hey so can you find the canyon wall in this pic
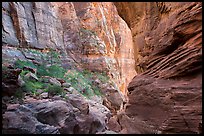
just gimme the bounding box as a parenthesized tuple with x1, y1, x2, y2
(2, 2, 136, 96)
(114, 2, 202, 134)
(2, 2, 202, 134)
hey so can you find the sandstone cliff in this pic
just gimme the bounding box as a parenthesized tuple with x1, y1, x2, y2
(2, 2, 136, 97)
(114, 2, 202, 134)
(2, 2, 136, 134)
(2, 2, 202, 134)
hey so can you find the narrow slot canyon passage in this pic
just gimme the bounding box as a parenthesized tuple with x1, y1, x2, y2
(2, 2, 202, 134)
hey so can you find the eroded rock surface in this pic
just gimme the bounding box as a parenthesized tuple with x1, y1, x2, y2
(2, 2, 202, 134)
(114, 2, 202, 134)
(3, 93, 111, 134)
(2, 2, 136, 96)
(127, 74, 202, 134)
(115, 2, 202, 77)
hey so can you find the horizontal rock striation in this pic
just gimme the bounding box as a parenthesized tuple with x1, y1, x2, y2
(115, 2, 202, 134)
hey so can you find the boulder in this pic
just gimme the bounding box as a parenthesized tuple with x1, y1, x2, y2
(52, 95, 63, 100)
(17, 75, 25, 87)
(39, 92, 48, 99)
(3, 103, 60, 134)
(89, 95, 103, 104)
(64, 87, 78, 94)
(87, 99, 111, 131)
(3, 96, 111, 134)
(2, 68, 22, 96)
(62, 82, 71, 88)
(106, 116, 121, 132)
(35, 100, 74, 127)
(2, 100, 7, 116)
(56, 78, 66, 84)
(36, 89, 44, 94)
(49, 78, 61, 86)
(100, 84, 125, 112)
(24, 72, 38, 81)
(67, 93, 89, 114)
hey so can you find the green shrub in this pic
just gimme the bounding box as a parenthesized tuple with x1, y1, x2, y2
(22, 80, 44, 93)
(2, 65, 7, 71)
(47, 65, 66, 78)
(37, 64, 66, 78)
(97, 72, 109, 84)
(46, 49, 61, 65)
(64, 69, 105, 98)
(13, 50, 110, 99)
(92, 85, 102, 96)
(14, 59, 37, 69)
(82, 69, 94, 79)
(82, 86, 94, 98)
(36, 64, 49, 77)
(46, 84, 64, 96)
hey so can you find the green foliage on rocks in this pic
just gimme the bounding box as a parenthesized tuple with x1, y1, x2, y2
(37, 64, 66, 78)
(64, 69, 107, 98)
(11, 48, 110, 99)
(21, 80, 44, 93)
(14, 59, 37, 69)
(45, 84, 65, 96)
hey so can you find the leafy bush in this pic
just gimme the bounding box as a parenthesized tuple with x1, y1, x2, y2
(2, 65, 7, 71)
(46, 49, 61, 65)
(36, 64, 66, 78)
(92, 85, 102, 96)
(36, 64, 49, 77)
(46, 84, 64, 96)
(97, 72, 109, 84)
(64, 70, 91, 97)
(14, 59, 37, 69)
(63, 69, 108, 98)
(47, 65, 66, 78)
(21, 80, 44, 93)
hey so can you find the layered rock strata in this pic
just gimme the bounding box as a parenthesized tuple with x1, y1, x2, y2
(114, 2, 202, 134)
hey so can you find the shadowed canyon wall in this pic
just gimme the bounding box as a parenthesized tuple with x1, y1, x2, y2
(114, 2, 202, 134)
(2, 2, 202, 134)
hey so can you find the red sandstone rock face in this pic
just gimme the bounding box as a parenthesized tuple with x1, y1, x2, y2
(3, 2, 201, 134)
(127, 74, 202, 134)
(72, 2, 136, 95)
(115, 2, 202, 134)
(2, 2, 136, 96)
(115, 2, 202, 76)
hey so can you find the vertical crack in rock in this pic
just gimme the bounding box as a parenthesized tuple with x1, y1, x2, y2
(9, 2, 25, 46)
